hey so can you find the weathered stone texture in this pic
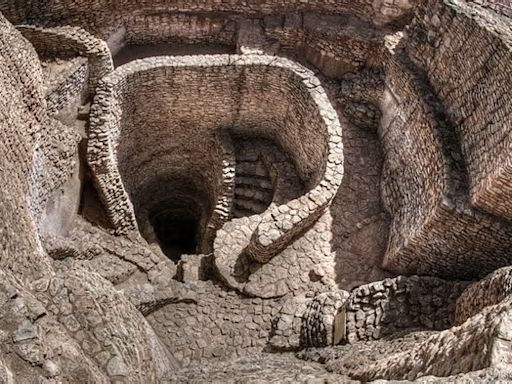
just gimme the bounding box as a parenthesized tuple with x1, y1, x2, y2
(342, 297, 512, 381)
(0, 13, 176, 383)
(380, 32, 512, 279)
(146, 281, 281, 367)
(0, 0, 512, 382)
(269, 291, 349, 351)
(0, 0, 416, 82)
(87, 54, 343, 298)
(345, 276, 468, 343)
(0, 13, 78, 281)
(405, 0, 512, 219)
(299, 278, 512, 381)
(455, 266, 512, 324)
(165, 353, 352, 383)
(18, 25, 114, 112)
(0, 0, 417, 36)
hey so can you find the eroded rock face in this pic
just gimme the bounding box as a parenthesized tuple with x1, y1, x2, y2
(1, 0, 512, 382)
(0, 13, 172, 383)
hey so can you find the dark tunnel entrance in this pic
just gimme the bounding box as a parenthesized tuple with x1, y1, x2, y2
(148, 205, 200, 262)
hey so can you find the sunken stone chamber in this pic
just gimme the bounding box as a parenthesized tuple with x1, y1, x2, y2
(88, 55, 337, 259)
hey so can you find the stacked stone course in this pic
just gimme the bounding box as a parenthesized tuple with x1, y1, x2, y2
(87, 54, 343, 299)
(345, 276, 469, 343)
(405, 0, 512, 221)
(18, 25, 113, 109)
(0, 14, 174, 382)
(1, 0, 512, 382)
(380, 30, 512, 279)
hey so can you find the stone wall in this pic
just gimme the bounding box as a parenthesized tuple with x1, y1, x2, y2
(87, 55, 343, 288)
(0, 0, 417, 81)
(299, 276, 512, 382)
(0, 13, 79, 281)
(379, 33, 512, 279)
(0, 0, 417, 37)
(269, 291, 349, 351)
(118, 12, 389, 79)
(405, 0, 512, 220)
(120, 12, 387, 78)
(342, 296, 512, 381)
(41, 59, 89, 115)
(124, 13, 237, 46)
(469, 0, 512, 17)
(301, 295, 512, 382)
(3, 0, 512, 381)
(345, 276, 468, 343)
(18, 25, 113, 100)
(0, 14, 174, 382)
(455, 266, 512, 324)
(146, 281, 282, 367)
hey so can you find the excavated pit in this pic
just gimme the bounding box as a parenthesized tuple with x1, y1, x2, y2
(3, 1, 512, 383)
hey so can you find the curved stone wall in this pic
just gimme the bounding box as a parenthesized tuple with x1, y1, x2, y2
(0, 0, 417, 36)
(87, 54, 343, 266)
(379, 33, 512, 279)
(0, 0, 417, 81)
(269, 291, 349, 351)
(17, 25, 113, 98)
(3, 1, 512, 381)
(405, 0, 512, 220)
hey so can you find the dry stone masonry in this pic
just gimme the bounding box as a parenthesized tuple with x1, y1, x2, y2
(0, 0, 512, 382)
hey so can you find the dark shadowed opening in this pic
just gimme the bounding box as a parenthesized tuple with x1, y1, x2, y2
(149, 207, 199, 262)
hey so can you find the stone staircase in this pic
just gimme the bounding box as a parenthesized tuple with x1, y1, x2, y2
(232, 154, 274, 218)
(231, 138, 304, 218)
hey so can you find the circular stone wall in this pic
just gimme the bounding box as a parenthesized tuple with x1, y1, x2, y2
(88, 54, 342, 262)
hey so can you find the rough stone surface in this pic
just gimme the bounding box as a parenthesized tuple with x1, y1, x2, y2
(269, 291, 349, 351)
(0, 0, 512, 382)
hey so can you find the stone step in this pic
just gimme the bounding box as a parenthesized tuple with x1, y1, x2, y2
(232, 207, 258, 219)
(236, 161, 269, 178)
(234, 187, 273, 203)
(235, 176, 274, 190)
(234, 198, 268, 214)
